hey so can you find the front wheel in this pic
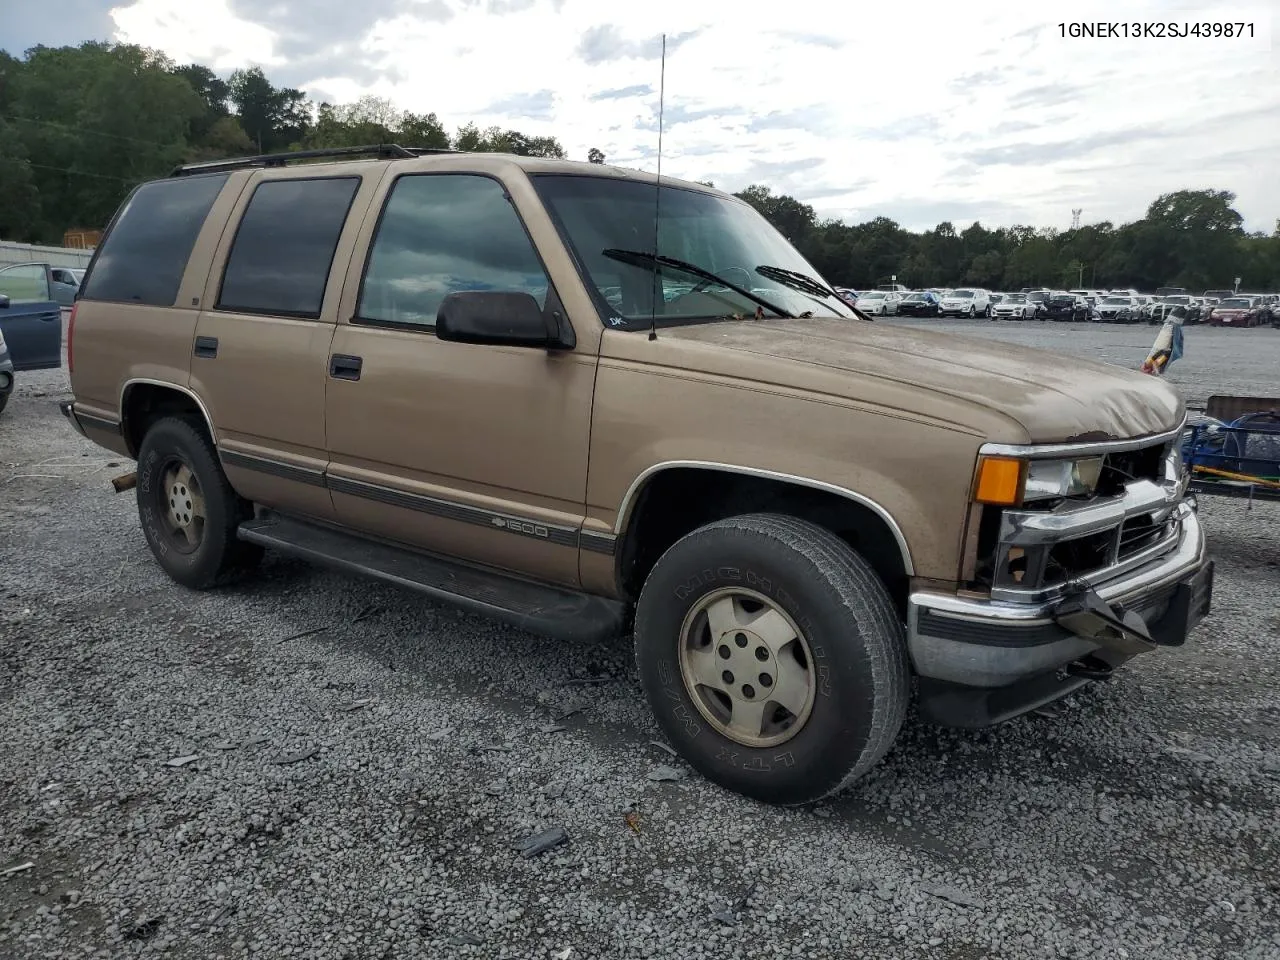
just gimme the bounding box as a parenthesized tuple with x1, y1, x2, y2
(136, 416, 262, 589)
(634, 513, 909, 805)
(0, 391, 8, 417)
(966, 305, 975, 318)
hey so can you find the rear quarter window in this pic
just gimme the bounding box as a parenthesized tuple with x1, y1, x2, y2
(81, 174, 230, 307)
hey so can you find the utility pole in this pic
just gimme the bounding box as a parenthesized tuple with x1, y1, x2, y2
(1078, 262, 1085, 287)
(1071, 208, 1082, 231)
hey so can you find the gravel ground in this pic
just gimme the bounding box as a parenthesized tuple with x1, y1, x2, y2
(2, 321, 1278, 960)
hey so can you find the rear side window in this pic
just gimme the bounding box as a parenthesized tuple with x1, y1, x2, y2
(217, 177, 360, 318)
(81, 174, 229, 306)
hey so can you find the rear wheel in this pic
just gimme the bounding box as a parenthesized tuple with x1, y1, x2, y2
(634, 513, 909, 805)
(0, 392, 8, 417)
(136, 416, 262, 589)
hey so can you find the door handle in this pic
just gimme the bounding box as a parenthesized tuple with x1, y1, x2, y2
(193, 336, 218, 359)
(329, 354, 363, 381)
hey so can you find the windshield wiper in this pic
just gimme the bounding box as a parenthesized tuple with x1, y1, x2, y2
(754, 265, 840, 299)
(754, 265, 873, 322)
(602, 249, 794, 319)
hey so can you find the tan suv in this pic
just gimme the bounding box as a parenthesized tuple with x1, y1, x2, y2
(61, 145, 1213, 805)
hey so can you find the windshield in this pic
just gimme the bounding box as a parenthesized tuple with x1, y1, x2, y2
(905, 293, 928, 301)
(1218, 298, 1251, 308)
(531, 175, 854, 329)
(859, 291, 887, 300)
(948, 290, 974, 298)
(1005, 294, 1027, 303)
(1101, 297, 1130, 305)
(1165, 295, 1190, 305)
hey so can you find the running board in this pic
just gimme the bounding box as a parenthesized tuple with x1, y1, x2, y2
(237, 514, 626, 643)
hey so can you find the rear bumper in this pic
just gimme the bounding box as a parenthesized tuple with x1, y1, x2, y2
(60, 399, 87, 437)
(907, 503, 1211, 726)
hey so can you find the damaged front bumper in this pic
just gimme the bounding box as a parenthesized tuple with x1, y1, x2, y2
(907, 500, 1212, 727)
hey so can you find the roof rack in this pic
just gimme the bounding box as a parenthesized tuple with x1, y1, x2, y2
(169, 143, 458, 177)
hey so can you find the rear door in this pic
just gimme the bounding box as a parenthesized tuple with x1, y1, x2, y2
(0, 263, 62, 370)
(190, 168, 383, 522)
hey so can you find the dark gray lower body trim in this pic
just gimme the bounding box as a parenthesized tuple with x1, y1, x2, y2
(76, 411, 121, 435)
(579, 530, 619, 555)
(222, 448, 615, 554)
(220, 449, 326, 487)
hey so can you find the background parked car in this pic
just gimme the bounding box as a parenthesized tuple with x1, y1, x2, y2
(1207, 297, 1264, 327)
(894, 291, 942, 317)
(0, 262, 64, 414)
(1042, 291, 1086, 321)
(49, 266, 82, 307)
(990, 292, 1038, 319)
(938, 288, 990, 317)
(854, 290, 899, 315)
(1093, 295, 1143, 323)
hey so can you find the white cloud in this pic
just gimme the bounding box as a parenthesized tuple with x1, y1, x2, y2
(108, 0, 1278, 231)
(109, 0, 284, 69)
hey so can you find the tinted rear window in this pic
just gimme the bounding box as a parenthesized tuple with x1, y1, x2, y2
(81, 174, 229, 306)
(218, 177, 360, 318)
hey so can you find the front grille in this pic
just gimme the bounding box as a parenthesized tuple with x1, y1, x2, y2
(1117, 513, 1173, 559)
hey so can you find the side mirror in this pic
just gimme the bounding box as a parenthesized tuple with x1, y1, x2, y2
(436, 291, 571, 349)
(0, 294, 9, 309)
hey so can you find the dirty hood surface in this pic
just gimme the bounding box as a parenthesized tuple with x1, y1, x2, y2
(662, 318, 1183, 444)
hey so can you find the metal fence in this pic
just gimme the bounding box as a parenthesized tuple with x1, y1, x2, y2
(0, 240, 95, 269)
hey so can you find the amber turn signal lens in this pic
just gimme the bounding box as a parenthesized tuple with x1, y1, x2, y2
(974, 456, 1025, 506)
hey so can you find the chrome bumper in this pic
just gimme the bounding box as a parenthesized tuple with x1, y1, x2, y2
(908, 501, 1208, 688)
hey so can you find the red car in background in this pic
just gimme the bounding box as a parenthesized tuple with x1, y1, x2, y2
(1206, 297, 1265, 327)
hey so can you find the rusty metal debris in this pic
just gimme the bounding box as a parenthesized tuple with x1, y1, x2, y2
(110, 471, 137, 493)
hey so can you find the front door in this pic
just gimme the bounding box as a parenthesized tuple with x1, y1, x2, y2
(0, 263, 62, 370)
(191, 171, 381, 521)
(324, 171, 596, 587)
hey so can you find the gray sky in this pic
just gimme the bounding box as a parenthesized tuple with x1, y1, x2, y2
(4, 0, 1277, 232)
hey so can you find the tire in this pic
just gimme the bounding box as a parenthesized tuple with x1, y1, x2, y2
(966, 305, 975, 318)
(0, 391, 8, 417)
(136, 416, 262, 589)
(634, 513, 909, 805)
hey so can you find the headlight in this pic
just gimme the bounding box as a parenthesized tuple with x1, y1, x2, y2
(973, 455, 1103, 506)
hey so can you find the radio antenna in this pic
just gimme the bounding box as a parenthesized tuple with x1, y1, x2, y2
(648, 33, 666, 342)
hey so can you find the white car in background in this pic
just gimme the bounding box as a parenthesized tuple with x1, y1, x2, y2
(938, 288, 990, 317)
(990, 292, 1037, 320)
(854, 290, 899, 316)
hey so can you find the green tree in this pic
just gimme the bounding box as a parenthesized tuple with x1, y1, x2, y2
(6, 42, 203, 241)
(228, 66, 310, 152)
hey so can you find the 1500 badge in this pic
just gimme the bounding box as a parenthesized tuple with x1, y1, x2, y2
(490, 515, 550, 539)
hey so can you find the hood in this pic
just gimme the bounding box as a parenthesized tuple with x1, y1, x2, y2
(659, 317, 1182, 444)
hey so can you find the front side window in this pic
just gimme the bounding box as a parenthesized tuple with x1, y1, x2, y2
(357, 174, 550, 329)
(532, 175, 854, 330)
(81, 174, 229, 307)
(218, 176, 360, 318)
(0, 263, 52, 303)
